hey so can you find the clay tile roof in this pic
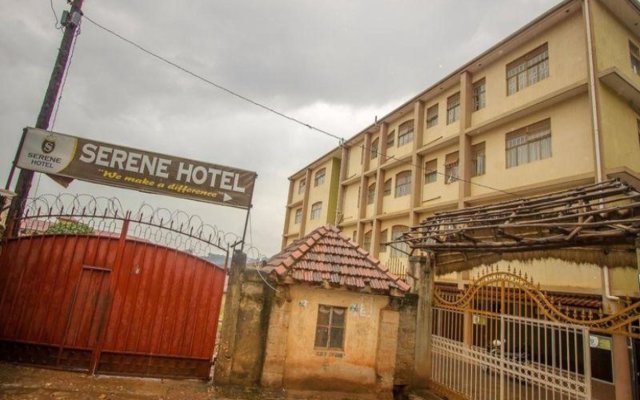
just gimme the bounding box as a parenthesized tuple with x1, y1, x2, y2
(265, 225, 409, 296)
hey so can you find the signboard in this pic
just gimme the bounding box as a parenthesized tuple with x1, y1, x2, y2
(589, 334, 612, 351)
(16, 127, 257, 209)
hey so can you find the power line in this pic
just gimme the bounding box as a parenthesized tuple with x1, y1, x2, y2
(49, 0, 63, 30)
(81, 12, 520, 199)
(81, 14, 343, 143)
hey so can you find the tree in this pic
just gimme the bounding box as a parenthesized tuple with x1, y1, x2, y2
(45, 219, 94, 235)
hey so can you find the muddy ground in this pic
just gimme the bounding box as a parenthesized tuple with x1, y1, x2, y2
(0, 362, 439, 400)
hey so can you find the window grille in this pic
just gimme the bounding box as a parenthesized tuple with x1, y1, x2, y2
(506, 119, 552, 168)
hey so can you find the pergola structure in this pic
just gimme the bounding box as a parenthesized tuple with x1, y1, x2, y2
(399, 179, 640, 273)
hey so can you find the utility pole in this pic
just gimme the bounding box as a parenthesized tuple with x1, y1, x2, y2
(8, 0, 85, 227)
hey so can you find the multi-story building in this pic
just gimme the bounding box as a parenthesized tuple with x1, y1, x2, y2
(282, 0, 640, 285)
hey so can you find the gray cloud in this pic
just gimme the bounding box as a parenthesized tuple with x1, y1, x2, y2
(0, 0, 560, 256)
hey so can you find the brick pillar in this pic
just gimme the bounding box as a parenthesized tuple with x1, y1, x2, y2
(458, 71, 473, 208)
(413, 254, 434, 387)
(394, 294, 418, 387)
(214, 251, 272, 387)
(261, 287, 292, 388)
(613, 334, 633, 400)
(376, 308, 401, 391)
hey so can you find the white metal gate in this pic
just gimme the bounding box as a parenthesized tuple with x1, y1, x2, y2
(431, 309, 591, 400)
(429, 268, 595, 400)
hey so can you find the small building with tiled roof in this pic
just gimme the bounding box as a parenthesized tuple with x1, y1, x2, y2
(260, 225, 409, 395)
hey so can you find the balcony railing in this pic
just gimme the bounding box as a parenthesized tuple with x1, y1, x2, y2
(386, 256, 408, 281)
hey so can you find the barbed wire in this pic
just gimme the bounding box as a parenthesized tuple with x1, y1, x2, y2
(18, 193, 269, 260)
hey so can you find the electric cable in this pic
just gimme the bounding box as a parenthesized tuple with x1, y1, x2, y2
(82, 14, 343, 143)
(49, 0, 63, 30)
(81, 12, 521, 199)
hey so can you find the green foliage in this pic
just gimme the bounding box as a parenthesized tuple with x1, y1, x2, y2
(45, 220, 94, 235)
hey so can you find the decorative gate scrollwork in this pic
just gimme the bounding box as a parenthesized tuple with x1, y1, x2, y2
(434, 266, 640, 339)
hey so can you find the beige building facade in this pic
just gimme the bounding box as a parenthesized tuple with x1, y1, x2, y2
(282, 0, 640, 298)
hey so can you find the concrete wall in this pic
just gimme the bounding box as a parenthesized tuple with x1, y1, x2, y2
(214, 252, 272, 386)
(393, 294, 418, 388)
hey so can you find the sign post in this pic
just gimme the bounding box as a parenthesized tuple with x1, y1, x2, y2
(15, 127, 257, 209)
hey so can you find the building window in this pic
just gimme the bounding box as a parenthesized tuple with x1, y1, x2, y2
(314, 305, 346, 350)
(444, 152, 459, 184)
(387, 130, 395, 148)
(631, 41, 640, 75)
(507, 43, 549, 95)
(379, 229, 388, 253)
(447, 93, 460, 124)
(390, 225, 409, 258)
(314, 168, 326, 187)
(471, 142, 486, 177)
(363, 231, 372, 251)
(424, 159, 437, 184)
(370, 138, 379, 160)
(294, 208, 302, 224)
(367, 183, 376, 205)
(383, 179, 392, 196)
(398, 120, 414, 146)
(395, 171, 411, 197)
(310, 202, 322, 220)
(426, 104, 439, 128)
(298, 178, 306, 194)
(472, 79, 486, 111)
(506, 119, 552, 168)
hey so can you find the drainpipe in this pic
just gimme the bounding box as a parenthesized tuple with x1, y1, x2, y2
(584, 0, 604, 183)
(603, 266, 620, 300)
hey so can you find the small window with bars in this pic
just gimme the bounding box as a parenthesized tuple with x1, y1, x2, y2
(390, 225, 409, 258)
(387, 130, 395, 148)
(507, 43, 549, 95)
(298, 178, 306, 194)
(314, 305, 346, 350)
(370, 138, 379, 160)
(383, 179, 392, 196)
(630, 41, 640, 75)
(447, 93, 460, 124)
(395, 171, 412, 197)
(444, 152, 459, 184)
(314, 168, 326, 187)
(506, 119, 552, 168)
(294, 208, 302, 224)
(310, 201, 322, 220)
(363, 231, 372, 252)
(424, 159, 437, 184)
(471, 142, 486, 177)
(379, 229, 388, 253)
(472, 79, 486, 111)
(426, 104, 439, 128)
(398, 120, 415, 146)
(367, 183, 376, 205)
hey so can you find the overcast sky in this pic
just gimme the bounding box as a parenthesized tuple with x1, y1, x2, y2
(0, 0, 560, 257)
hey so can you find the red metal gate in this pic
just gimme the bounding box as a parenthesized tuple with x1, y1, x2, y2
(0, 196, 227, 379)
